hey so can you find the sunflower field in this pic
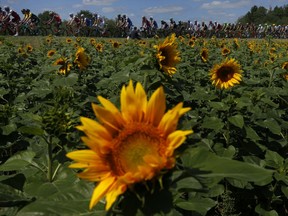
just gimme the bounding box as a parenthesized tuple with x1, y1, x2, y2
(0, 34, 288, 216)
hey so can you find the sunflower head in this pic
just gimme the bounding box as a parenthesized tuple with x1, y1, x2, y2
(154, 33, 181, 76)
(66, 38, 72, 44)
(66, 80, 192, 210)
(210, 58, 243, 89)
(18, 47, 25, 54)
(53, 57, 72, 75)
(200, 47, 208, 62)
(74, 47, 91, 70)
(90, 38, 96, 45)
(26, 44, 33, 52)
(112, 41, 121, 48)
(221, 47, 230, 56)
(233, 38, 240, 49)
(282, 62, 288, 70)
(46, 37, 52, 44)
(188, 39, 195, 47)
(47, 49, 56, 58)
(95, 43, 103, 52)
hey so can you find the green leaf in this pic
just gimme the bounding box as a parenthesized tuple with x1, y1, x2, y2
(245, 126, 261, 141)
(0, 151, 36, 171)
(265, 150, 284, 169)
(176, 198, 216, 215)
(175, 177, 203, 191)
(228, 114, 244, 128)
(18, 126, 44, 136)
(1, 123, 17, 135)
(202, 117, 224, 131)
(262, 118, 281, 135)
(53, 73, 78, 87)
(255, 204, 279, 216)
(208, 102, 229, 111)
(181, 147, 274, 186)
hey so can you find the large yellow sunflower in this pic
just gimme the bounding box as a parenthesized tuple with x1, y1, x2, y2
(154, 33, 181, 76)
(47, 49, 56, 58)
(210, 58, 243, 89)
(66, 80, 192, 210)
(74, 47, 91, 70)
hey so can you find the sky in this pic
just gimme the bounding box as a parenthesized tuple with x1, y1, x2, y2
(1, 0, 287, 27)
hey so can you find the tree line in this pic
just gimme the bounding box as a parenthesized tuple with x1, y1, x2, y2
(237, 4, 288, 25)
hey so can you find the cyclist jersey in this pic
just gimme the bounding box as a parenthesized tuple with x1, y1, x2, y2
(85, 18, 92, 27)
(54, 14, 61, 22)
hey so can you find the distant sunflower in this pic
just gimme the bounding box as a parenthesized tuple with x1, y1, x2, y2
(54, 57, 72, 75)
(90, 38, 96, 45)
(76, 37, 81, 42)
(154, 33, 181, 76)
(18, 47, 25, 54)
(74, 47, 91, 70)
(269, 47, 276, 55)
(221, 47, 230, 56)
(233, 38, 240, 49)
(46, 37, 52, 44)
(188, 39, 195, 47)
(66, 38, 72, 43)
(210, 58, 243, 89)
(66, 80, 192, 210)
(112, 41, 121, 48)
(282, 62, 288, 70)
(26, 44, 33, 53)
(200, 47, 208, 62)
(47, 49, 56, 58)
(283, 73, 288, 81)
(95, 43, 103, 52)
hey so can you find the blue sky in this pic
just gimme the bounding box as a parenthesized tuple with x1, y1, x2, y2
(2, 0, 287, 27)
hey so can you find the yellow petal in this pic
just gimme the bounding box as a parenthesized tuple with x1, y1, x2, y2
(145, 86, 166, 126)
(105, 183, 127, 210)
(166, 130, 193, 156)
(77, 117, 112, 141)
(89, 176, 116, 209)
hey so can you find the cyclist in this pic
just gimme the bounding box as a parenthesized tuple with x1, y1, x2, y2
(67, 13, 81, 34)
(46, 11, 62, 32)
(3, 6, 21, 36)
(25, 9, 40, 30)
(0, 7, 7, 21)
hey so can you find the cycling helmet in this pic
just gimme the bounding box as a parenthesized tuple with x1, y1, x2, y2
(49, 11, 53, 15)
(81, 14, 84, 17)
(26, 9, 30, 12)
(4, 6, 10, 12)
(69, 13, 73, 17)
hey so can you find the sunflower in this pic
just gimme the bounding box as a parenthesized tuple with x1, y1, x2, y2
(18, 47, 25, 54)
(95, 43, 103, 52)
(47, 49, 56, 58)
(74, 47, 91, 70)
(221, 47, 230, 56)
(66, 38, 72, 43)
(154, 33, 181, 76)
(233, 38, 240, 49)
(26, 44, 33, 52)
(66, 80, 192, 210)
(46, 37, 52, 44)
(282, 62, 288, 70)
(112, 41, 121, 48)
(188, 39, 195, 48)
(53, 57, 72, 75)
(76, 37, 81, 42)
(283, 73, 288, 81)
(200, 47, 208, 62)
(90, 38, 96, 45)
(210, 58, 243, 89)
(269, 47, 276, 55)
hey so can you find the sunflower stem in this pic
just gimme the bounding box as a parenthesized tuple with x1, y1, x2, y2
(47, 135, 53, 182)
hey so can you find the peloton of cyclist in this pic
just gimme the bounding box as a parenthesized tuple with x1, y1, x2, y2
(2, 6, 21, 36)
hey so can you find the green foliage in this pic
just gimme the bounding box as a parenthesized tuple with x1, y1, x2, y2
(237, 4, 288, 25)
(0, 36, 287, 216)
